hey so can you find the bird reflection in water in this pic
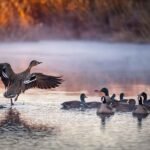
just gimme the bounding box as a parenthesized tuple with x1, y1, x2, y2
(97, 114, 114, 129)
(133, 113, 149, 129)
(0, 108, 55, 134)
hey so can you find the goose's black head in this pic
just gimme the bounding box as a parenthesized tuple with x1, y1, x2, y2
(100, 88, 109, 96)
(29, 60, 42, 67)
(120, 93, 124, 100)
(140, 92, 147, 101)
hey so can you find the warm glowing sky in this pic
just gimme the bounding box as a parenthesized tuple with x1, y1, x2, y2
(0, 41, 150, 97)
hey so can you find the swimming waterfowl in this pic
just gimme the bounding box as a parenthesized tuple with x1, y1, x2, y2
(0, 60, 63, 105)
(138, 92, 150, 111)
(140, 92, 150, 105)
(97, 96, 114, 115)
(115, 102, 135, 112)
(61, 93, 101, 109)
(133, 96, 148, 115)
(95, 87, 114, 104)
(111, 93, 136, 112)
(119, 93, 128, 103)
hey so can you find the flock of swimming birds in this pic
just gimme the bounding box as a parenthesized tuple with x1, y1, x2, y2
(62, 89, 150, 116)
(0, 60, 150, 117)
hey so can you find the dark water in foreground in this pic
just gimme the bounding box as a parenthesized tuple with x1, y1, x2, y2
(0, 93, 150, 150)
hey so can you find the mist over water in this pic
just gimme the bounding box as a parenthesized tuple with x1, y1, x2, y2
(0, 41, 150, 96)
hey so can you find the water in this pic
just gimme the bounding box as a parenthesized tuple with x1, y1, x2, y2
(0, 94, 149, 150)
(0, 41, 150, 150)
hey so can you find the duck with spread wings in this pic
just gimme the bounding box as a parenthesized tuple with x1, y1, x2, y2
(0, 60, 63, 106)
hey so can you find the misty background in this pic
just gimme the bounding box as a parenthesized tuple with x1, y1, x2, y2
(0, 41, 150, 96)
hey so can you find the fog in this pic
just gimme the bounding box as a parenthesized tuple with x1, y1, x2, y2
(0, 41, 150, 96)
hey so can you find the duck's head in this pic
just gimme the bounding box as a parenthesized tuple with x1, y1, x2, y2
(140, 92, 147, 101)
(29, 60, 42, 68)
(80, 93, 87, 101)
(120, 93, 124, 100)
(138, 95, 143, 105)
(101, 96, 107, 104)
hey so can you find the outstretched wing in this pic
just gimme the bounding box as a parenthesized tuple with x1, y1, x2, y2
(0, 63, 11, 88)
(23, 73, 63, 91)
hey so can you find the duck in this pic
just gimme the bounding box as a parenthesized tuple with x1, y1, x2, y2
(97, 96, 114, 115)
(61, 93, 101, 109)
(133, 96, 148, 115)
(0, 60, 63, 105)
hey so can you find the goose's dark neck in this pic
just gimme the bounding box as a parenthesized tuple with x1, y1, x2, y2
(80, 97, 85, 102)
(139, 100, 143, 105)
(120, 95, 123, 101)
(105, 92, 109, 96)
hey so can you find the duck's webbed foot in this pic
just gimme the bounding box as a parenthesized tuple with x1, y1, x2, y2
(10, 99, 14, 106)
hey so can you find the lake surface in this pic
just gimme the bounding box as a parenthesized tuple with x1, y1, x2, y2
(0, 94, 150, 150)
(0, 41, 150, 150)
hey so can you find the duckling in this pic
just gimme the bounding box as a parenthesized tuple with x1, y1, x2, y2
(61, 93, 101, 109)
(133, 96, 148, 115)
(97, 96, 114, 114)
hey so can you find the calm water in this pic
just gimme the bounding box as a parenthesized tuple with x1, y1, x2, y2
(0, 93, 150, 150)
(0, 41, 150, 150)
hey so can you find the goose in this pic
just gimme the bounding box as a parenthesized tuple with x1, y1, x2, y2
(0, 60, 63, 105)
(114, 93, 136, 112)
(61, 93, 101, 109)
(140, 92, 150, 105)
(97, 96, 114, 115)
(133, 96, 148, 115)
(128, 97, 136, 106)
(95, 87, 114, 105)
(119, 93, 128, 103)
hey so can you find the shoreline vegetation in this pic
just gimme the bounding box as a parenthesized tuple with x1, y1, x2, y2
(0, 0, 150, 42)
